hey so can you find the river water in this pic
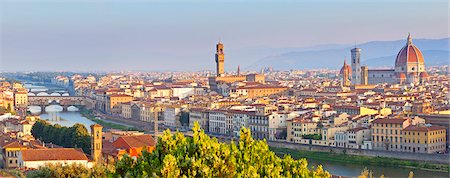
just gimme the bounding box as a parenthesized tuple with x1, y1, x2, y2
(23, 81, 449, 178)
(307, 159, 448, 178)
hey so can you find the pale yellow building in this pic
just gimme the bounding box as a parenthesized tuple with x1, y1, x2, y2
(2, 141, 27, 169)
(106, 94, 134, 114)
(403, 125, 446, 153)
(372, 118, 411, 151)
(287, 118, 319, 143)
(234, 85, 287, 98)
(13, 89, 28, 108)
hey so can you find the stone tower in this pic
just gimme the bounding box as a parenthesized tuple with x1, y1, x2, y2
(361, 66, 369, 85)
(215, 41, 225, 76)
(90, 124, 103, 162)
(351, 48, 361, 85)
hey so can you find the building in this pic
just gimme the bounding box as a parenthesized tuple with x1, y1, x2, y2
(347, 127, 371, 149)
(120, 102, 132, 119)
(232, 85, 287, 98)
(340, 60, 352, 87)
(140, 104, 162, 123)
(371, 118, 411, 151)
(208, 42, 265, 93)
(351, 48, 362, 85)
(345, 34, 429, 85)
(1, 141, 27, 169)
(402, 124, 446, 153)
(208, 110, 228, 135)
(18, 148, 90, 169)
(287, 118, 319, 143)
(334, 105, 378, 116)
(13, 89, 28, 108)
(189, 108, 209, 132)
(361, 66, 369, 85)
(229, 110, 253, 137)
(163, 106, 181, 128)
(249, 113, 270, 140)
(102, 134, 156, 160)
(106, 94, 133, 114)
(91, 124, 103, 162)
(215, 41, 225, 76)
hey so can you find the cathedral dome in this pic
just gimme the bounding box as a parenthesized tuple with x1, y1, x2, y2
(340, 60, 352, 76)
(395, 33, 424, 67)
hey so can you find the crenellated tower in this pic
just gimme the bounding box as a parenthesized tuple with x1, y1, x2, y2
(215, 42, 225, 76)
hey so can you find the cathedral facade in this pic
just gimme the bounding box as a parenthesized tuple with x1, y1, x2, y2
(341, 33, 429, 85)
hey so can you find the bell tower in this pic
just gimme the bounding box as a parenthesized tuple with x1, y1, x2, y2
(215, 41, 225, 76)
(90, 124, 103, 162)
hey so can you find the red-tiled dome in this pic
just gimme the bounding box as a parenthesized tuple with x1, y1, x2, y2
(340, 60, 352, 75)
(395, 34, 424, 66)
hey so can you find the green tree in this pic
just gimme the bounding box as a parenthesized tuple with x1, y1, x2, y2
(111, 122, 331, 178)
(31, 120, 91, 153)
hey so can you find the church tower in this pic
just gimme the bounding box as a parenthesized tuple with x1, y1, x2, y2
(351, 48, 361, 85)
(215, 41, 225, 76)
(90, 124, 103, 162)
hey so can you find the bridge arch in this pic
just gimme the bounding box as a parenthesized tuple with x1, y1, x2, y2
(37, 92, 49, 96)
(67, 106, 80, 111)
(45, 105, 63, 112)
(50, 93, 61, 96)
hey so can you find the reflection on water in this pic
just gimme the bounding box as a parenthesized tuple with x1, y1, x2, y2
(39, 112, 97, 132)
(307, 158, 448, 178)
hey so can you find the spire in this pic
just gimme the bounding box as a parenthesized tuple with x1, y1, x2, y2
(407, 32, 412, 45)
(237, 65, 240, 76)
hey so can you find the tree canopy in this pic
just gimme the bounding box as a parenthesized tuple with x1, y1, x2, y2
(111, 123, 331, 178)
(31, 120, 91, 153)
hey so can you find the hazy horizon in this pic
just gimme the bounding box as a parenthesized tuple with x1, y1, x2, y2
(1, 0, 448, 72)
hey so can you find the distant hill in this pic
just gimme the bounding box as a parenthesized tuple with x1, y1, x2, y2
(247, 38, 449, 70)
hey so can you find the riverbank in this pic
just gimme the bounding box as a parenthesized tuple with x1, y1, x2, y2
(79, 108, 142, 131)
(271, 147, 450, 173)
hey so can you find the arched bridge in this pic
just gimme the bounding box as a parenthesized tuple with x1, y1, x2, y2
(28, 96, 85, 111)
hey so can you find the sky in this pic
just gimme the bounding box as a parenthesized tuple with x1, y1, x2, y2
(0, 0, 448, 72)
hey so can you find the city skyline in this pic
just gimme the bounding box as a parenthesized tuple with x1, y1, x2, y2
(1, 0, 448, 72)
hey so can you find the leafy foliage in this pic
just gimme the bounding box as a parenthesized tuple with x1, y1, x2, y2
(26, 163, 113, 178)
(111, 122, 331, 178)
(31, 120, 91, 153)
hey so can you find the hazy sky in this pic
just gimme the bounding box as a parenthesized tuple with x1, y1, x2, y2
(0, 0, 448, 72)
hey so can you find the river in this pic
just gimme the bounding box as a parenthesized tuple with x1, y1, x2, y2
(307, 159, 448, 178)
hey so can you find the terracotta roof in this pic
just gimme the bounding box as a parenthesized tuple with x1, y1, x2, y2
(2, 141, 27, 149)
(109, 94, 132, 97)
(21, 148, 88, 161)
(112, 134, 155, 149)
(373, 118, 407, 124)
(395, 34, 424, 66)
(404, 125, 446, 132)
(347, 127, 368, 132)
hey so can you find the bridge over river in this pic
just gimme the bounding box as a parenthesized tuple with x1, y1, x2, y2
(28, 96, 86, 112)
